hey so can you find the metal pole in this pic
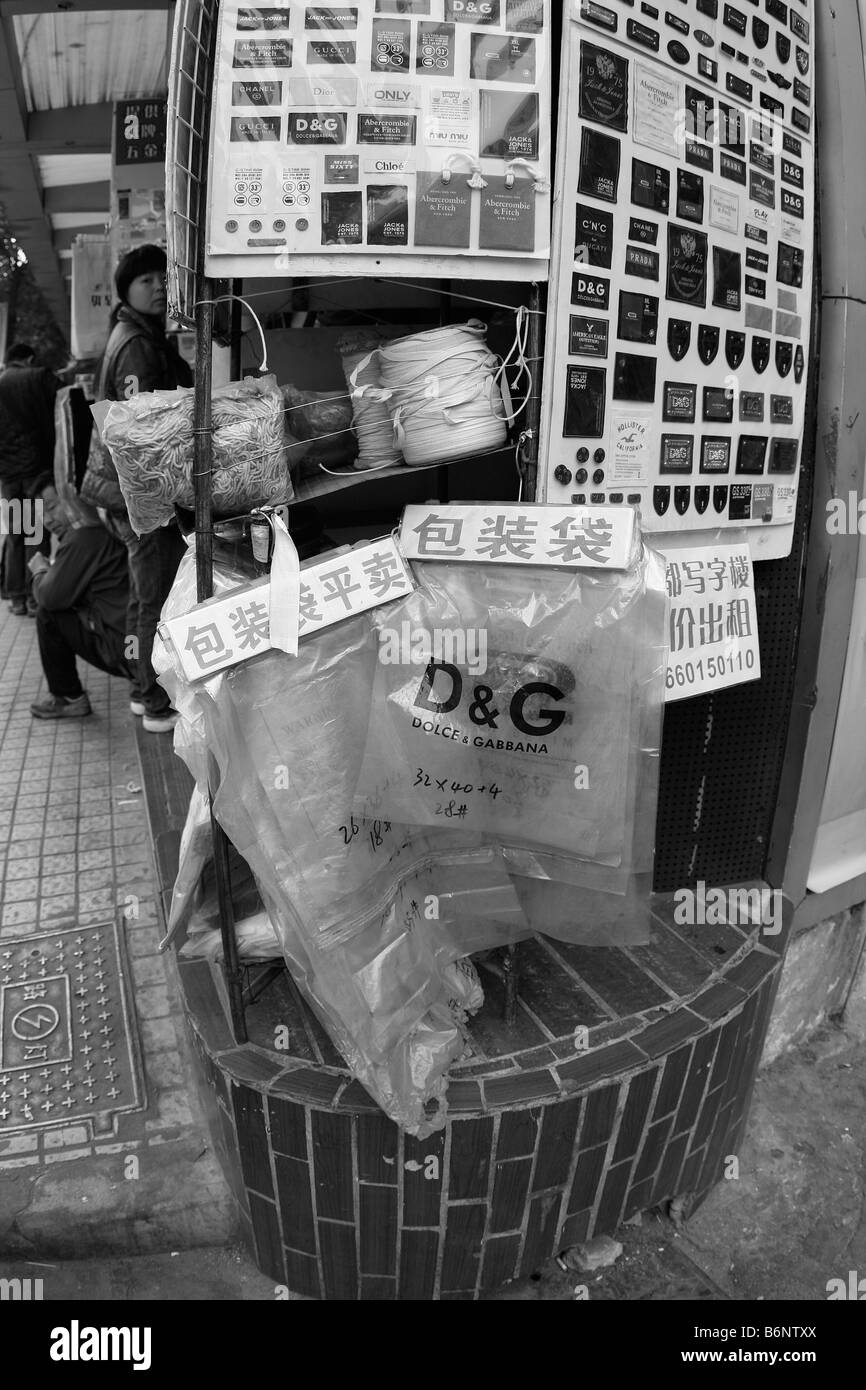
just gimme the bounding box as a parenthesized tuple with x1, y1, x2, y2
(230, 277, 243, 380)
(522, 281, 543, 502)
(193, 277, 247, 1043)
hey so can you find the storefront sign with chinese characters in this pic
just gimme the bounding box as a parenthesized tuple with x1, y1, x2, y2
(160, 536, 414, 682)
(660, 542, 760, 701)
(399, 503, 636, 569)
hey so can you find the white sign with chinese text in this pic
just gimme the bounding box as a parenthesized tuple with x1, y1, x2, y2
(399, 504, 636, 571)
(161, 536, 414, 683)
(661, 543, 761, 702)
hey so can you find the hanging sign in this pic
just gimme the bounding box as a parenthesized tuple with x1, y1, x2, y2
(399, 503, 636, 569)
(661, 541, 761, 701)
(205, 0, 551, 275)
(70, 237, 114, 360)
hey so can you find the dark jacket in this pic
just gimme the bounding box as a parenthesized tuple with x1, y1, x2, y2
(0, 361, 59, 485)
(81, 306, 193, 519)
(32, 523, 130, 663)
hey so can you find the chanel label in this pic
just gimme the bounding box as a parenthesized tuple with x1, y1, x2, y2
(663, 382, 697, 423)
(231, 80, 283, 105)
(628, 217, 658, 244)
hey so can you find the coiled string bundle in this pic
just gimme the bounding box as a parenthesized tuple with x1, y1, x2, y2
(376, 320, 509, 467)
(342, 347, 404, 471)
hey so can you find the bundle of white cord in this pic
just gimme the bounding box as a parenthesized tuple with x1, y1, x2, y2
(342, 348, 404, 471)
(377, 320, 509, 467)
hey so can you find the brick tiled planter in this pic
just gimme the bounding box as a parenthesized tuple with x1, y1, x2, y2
(174, 904, 784, 1300)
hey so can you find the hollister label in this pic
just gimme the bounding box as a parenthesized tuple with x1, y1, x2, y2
(569, 315, 609, 357)
(571, 272, 610, 311)
(739, 391, 764, 422)
(357, 112, 416, 143)
(625, 245, 660, 280)
(563, 366, 607, 437)
(632, 159, 670, 213)
(233, 37, 293, 65)
(660, 435, 694, 473)
(445, 0, 500, 22)
(471, 32, 536, 83)
(667, 225, 708, 307)
(663, 382, 697, 423)
(229, 115, 280, 141)
(701, 437, 731, 473)
(414, 171, 471, 247)
(578, 127, 621, 202)
(720, 152, 747, 185)
(416, 21, 455, 75)
(477, 176, 536, 252)
(237, 10, 291, 29)
(575, 203, 614, 268)
(306, 7, 359, 28)
(579, 43, 629, 132)
(321, 189, 362, 243)
(231, 80, 282, 105)
(307, 39, 356, 63)
(287, 112, 347, 143)
(372, 18, 411, 73)
(324, 154, 360, 183)
(629, 217, 657, 245)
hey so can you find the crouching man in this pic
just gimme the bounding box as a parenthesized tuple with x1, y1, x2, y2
(27, 476, 134, 719)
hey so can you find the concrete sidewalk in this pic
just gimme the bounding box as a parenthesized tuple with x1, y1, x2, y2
(0, 602, 236, 1259)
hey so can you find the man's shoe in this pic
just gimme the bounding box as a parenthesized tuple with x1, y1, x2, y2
(142, 710, 179, 734)
(9, 599, 27, 616)
(130, 700, 146, 716)
(31, 693, 92, 720)
(26, 598, 38, 618)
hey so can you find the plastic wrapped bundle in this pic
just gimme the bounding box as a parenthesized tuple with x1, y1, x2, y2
(96, 373, 293, 534)
(154, 548, 528, 1135)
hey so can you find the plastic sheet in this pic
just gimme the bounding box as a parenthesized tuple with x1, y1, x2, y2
(155, 548, 527, 1135)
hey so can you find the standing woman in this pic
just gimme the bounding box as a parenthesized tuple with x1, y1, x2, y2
(82, 244, 192, 732)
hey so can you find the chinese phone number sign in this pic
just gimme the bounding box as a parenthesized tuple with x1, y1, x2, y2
(161, 535, 413, 682)
(399, 503, 636, 569)
(661, 543, 761, 702)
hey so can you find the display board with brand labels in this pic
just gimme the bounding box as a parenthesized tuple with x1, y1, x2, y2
(539, 0, 815, 557)
(206, 0, 552, 280)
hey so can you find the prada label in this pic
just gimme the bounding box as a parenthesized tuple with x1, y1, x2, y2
(720, 152, 747, 185)
(625, 244, 660, 280)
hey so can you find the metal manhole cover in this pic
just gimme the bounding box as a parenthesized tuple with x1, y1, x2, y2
(0, 922, 144, 1135)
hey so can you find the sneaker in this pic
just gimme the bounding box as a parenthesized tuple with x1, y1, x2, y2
(9, 599, 27, 616)
(142, 710, 179, 734)
(31, 693, 92, 720)
(129, 700, 146, 716)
